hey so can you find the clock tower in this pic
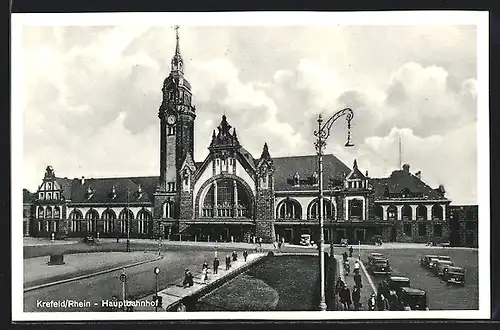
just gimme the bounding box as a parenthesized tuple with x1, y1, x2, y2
(158, 26, 196, 191)
(154, 26, 196, 235)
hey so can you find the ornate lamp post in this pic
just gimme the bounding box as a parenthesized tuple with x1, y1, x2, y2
(126, 186, 131, 252)
(313, 108, 354, 311)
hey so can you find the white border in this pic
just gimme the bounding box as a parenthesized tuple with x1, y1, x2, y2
(11, 11, 490, 321)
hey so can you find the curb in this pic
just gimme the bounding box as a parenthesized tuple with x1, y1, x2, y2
(24, 254, 164, 292)
(165, 253, 267, 311)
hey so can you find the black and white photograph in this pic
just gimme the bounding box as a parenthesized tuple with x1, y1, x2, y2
(11, 11, 490, 321)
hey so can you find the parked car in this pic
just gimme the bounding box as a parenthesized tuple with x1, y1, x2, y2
(367, 252, 385, 264)
(420, 255, 451, 268)
(399, 287, 428, 310)
(300, 234, 311, 246)
(368, 258, 392, 275)
(443, 266, 465, 285)
(83, 236, 96, 245)
(433, 260, 454, 276)
(380, 276, 411, 297)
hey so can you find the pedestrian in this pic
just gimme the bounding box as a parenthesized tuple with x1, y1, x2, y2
(353, 272, 363, 289)
(352, 285, 361, 311)
(183, 269, 194, 288)
(213, 257, 219, 274)
(377, 293, 389, 311)
(340, 285, 352, 310)
(225, 255, 231, 270)
(404, 305, 411, 311)
(388, 290, 399, 311)
(232, 251, 238, 261)
(335, 277, 345, 297)
(273, 240, 277, 249)
(349, 246, 353, 258)
(202, 267, 209, 284)
(258, 237, 263, 251)
(277, 240, 282, 252)
(202, 261, 208, 271)
(368, 293, 377, 311)
(243, 250, 248, 262)
(343, 251, 348, 263)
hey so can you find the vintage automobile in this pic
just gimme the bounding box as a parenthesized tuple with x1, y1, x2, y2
(420, 255, 451, 269)
(300, 234, 311, 246)
(367, 252, 385, 264)
(443, 266, 465, 285)
(368, 258, 392, 275)
(340, 238, 349, 247)
(433, 260, 454, 276)
(379, 276, 411, 297)
(399, 287, 428, 310)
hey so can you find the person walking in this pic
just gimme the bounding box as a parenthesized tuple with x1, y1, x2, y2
(202, 261, 208, 271)
(388, 290, 399, 311)
(232, 251, 238, 261)
(243, 250, 248, 262)
(277, 240, 282, 252)
(342, 251, 348, 263)
(258, 237, 263, 251)
(183, 269, 194, 288)
(213, 257, 219, 274)
(202, 267, 209, 284)
(340, 285, 352, 310)
(225, 255, 231, 270)
(349, 246, 353, 258)
(352, 285, 361, 311)
(335, 277, 345, 298)
(377, 293, 389, 311)
(353, 272, 363, 289)
(367, 293, 377, 311)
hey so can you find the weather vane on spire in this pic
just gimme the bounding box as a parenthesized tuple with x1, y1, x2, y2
(174, 25, 180, 39)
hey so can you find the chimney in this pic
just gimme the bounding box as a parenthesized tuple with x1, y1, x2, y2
(365, 170, 369, 177)
(81, 176, 85, 185)
(415, 171, 421, 180)
(402, 164, 410, 172)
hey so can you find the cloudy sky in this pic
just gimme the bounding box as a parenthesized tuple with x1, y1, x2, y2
(20, 23, 479, 204)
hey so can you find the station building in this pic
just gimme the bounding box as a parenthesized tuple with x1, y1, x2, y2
(23, 31, 455, 245)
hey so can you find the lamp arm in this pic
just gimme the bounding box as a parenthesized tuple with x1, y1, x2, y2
(314, 108, 354, 141)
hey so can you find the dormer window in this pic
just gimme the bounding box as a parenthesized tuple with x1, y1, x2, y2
(293, 172, 300, 187)
(86, 186, 94, 200)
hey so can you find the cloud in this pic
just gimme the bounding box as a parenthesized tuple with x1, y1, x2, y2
(20, 25, 478, 205)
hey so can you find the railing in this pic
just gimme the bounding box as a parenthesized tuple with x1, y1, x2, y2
(201, 205, 248, 218)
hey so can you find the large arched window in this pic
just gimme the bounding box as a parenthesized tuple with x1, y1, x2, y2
(54, 206, 61, 219)
(45, 206, 53, 219)
(387, 205, 397, 221)
(137, 209, 152, 234)
(118, 209, 134, 233)
(37, 206, 44, 219)
(163, 201, 175, 218)
(308, 199, 335, 220)
(69, 209, 83, 232)
(86, 209, 99, 232)
(432, 204, 443, 220)
(402, 205, 412, 220)
(349, 199, 363, 220)
(276, 198, 302, 220)
(417, 205, 427, 220)
(202, 179, 252, 218)
(102, 209, 116, 233)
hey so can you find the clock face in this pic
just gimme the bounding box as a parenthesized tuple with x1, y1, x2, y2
(167, 114, 176, 125)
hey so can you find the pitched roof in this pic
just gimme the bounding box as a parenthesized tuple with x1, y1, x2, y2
(370, 169, 447, 200)
(55, 177, 74, 200)
(273, 154, 351, 191)
(69, 176, 159, 204)
(23, 189, 35, 204)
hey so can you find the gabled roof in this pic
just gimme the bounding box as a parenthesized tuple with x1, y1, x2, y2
(23, 189, 35, 204)
(55, 177, 74, 200)
(273, 154, 351, 191)
(69, 176, 159, 204)
(370, 169, 447, 200)
(345, 159, 366, 180)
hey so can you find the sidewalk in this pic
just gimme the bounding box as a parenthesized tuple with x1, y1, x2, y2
(134, 252, 265, 311)
(23, 237, 79, 246)
(24, 251, 159, 289)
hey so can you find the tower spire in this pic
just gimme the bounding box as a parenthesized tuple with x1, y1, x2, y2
(171, 25, 184, 74)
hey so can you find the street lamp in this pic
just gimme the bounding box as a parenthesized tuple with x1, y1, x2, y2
(126, 186, 131, 252)
(313, 108, 354, 311)
(154, 266, 160, 312)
